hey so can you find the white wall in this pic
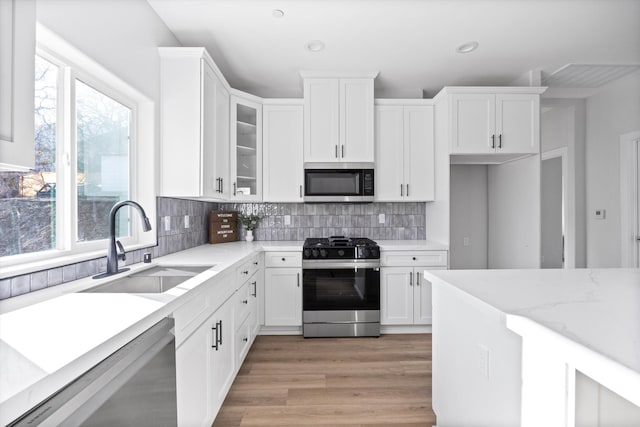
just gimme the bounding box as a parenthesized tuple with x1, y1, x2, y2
(426, 96, 451, 245)
(36, 0, 180, 102)
(585, 71, 640, 267)
(450, 165, 488, 269)
(488, 155, 541, 269)
(541, 100, 587, 268)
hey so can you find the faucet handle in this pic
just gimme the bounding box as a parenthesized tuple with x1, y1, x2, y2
(116, 240, 126, 261)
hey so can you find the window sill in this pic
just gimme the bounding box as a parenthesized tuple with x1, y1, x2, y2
(0, 242, 156, 280)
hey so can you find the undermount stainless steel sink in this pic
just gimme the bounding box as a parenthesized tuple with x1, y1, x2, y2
(84, 265, 212, 293)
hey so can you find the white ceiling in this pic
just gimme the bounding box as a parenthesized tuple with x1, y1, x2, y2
(147, 0, 640, 98)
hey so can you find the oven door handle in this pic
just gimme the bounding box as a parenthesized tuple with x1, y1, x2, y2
(302, 261, 381, 269)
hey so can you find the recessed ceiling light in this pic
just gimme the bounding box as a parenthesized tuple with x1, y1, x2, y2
(272, 9, 284, 18)
(456, 41, 479, 54)
(306, 40, 325, 52)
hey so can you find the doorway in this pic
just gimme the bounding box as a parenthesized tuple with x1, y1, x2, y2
(620, 131, 640, 267)
(541, 149, 567, 268)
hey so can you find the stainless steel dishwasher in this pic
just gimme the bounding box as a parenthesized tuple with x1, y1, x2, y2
(9, 317, 177, 427)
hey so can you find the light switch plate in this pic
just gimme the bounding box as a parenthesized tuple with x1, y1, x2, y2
(184, 215, 190, 229)
(284, 215, 291, 225)
(378, 213, 385, 224)
(164, 216, 170, 231)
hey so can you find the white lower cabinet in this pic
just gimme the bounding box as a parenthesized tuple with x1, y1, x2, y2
(175, 254, 263, 426)
(176, 296, 234, 427)
(264, 267, 302, 326)
(380, 250, 448, 326)
(381, 266, 435, 325)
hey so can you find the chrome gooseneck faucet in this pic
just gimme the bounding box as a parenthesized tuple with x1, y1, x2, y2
(93, 200, 152, 279)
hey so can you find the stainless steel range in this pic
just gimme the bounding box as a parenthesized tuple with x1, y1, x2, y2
(302, 236, 381, 338)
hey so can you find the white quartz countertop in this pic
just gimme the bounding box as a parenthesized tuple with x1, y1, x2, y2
(424, 268, 640, 404)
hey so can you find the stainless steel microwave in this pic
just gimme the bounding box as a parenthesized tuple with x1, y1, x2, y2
(303, 163, 374, 203)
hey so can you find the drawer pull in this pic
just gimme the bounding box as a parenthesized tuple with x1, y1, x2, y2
(253, 261, 258, 266)
(412, 257, 417, 261)
(243, 270, 249, 275)
(243, 337, 248, 342)
(282, 257, 286, 261)
(242, 299, 248, 304)
(251, 281, 257, 297)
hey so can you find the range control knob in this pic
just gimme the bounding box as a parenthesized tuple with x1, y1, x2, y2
(312, 249, 319, 258)
(338, 249, 345, 257)
(361, 247, 370, 258)
(320, 249, 328, 258)
(303, 248, 311, 258)
(370, 247, 379, 258)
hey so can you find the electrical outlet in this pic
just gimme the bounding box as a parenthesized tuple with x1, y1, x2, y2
(284, 215, 291, 225)
(463, 237, 470, 247)
(378, 213, 385, 224)
(479, 344, 490, 379)
(164, 216, 170, 231)
(184, 215, 190, 229)
(595, 209, 606, 220)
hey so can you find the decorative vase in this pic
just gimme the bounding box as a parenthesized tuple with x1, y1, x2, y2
(245, 229, 254, 242)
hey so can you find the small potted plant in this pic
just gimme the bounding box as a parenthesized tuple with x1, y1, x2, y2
(239, 213, 263, 242)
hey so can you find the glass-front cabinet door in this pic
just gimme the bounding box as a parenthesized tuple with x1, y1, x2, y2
(230, 94, 262, 201)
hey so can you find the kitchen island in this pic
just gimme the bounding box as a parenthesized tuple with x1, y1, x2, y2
(424, 268, 640, 427)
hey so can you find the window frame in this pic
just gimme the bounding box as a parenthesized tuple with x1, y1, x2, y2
(0, 25, 157, 278)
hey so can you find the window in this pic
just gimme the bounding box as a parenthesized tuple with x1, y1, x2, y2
(0, 28, 156, 274)
(75, 80, 132, 242)
(0, 55, 58, 257)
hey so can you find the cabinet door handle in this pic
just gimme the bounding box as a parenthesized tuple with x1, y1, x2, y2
(243, 337, 248, 342)
(498, 134, 502, 149)
(253, 261, 259, 266)
(409, 271, 413, 286)
(416, 274, 420, 286)
(491, 134, 496, 149)
(406, 183, 410, 197)
(221, 178, 224, 193)
(400, 184, 404, 197)
(341, 145, 345, 158)
(233, 182, 237, 196)
(251, 281, 257, 297)
(335, 145, 338, 158)
(297, 272, 300, 287)
(218, 320, 223, 346)
(242, 299, 248, 304)
(299, 185, 303, 198)
(211, 322, 219, 350)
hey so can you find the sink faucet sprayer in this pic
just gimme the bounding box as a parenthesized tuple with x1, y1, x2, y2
(93, 200, 152, 279)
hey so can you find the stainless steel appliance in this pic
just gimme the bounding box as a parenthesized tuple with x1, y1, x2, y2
(303, 163, 374, 203)
(9, 318, 177, 427)
(302, 236, 380, 337)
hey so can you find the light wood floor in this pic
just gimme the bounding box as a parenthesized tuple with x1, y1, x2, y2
(213, 334, 435, 426)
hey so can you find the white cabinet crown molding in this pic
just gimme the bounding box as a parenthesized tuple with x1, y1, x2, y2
(299, 70, 379, 79)
(159, 46, 231, 92)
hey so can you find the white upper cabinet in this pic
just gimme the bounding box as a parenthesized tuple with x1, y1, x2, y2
(0, 0, 35, 172)
(447, 88, 544, 157)
(159, 47, 229, 199)
(375, 103, 434, 201)
(230, 92, 262, 201)
(263, 102, 304, 202)
(303, 74, 376, 163)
